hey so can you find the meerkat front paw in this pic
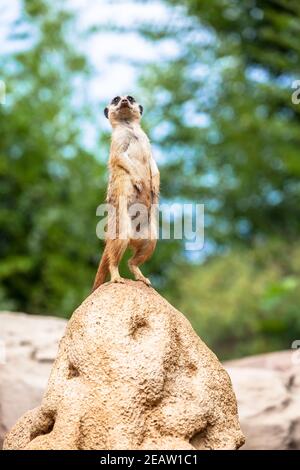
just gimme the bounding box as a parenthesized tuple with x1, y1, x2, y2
(132, 179, 143, 192)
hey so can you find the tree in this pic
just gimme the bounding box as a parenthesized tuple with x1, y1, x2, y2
(0, 0, 106, 316)
(136, 0, 300, 246)
(168, 240, 300, 359)
(132, 0, 300, 357)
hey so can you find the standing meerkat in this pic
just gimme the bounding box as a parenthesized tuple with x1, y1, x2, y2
(92, 95, 160, 291)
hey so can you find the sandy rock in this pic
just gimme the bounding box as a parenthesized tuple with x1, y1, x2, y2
(3, 281, 244, 450)
(0, 312, 66, 448)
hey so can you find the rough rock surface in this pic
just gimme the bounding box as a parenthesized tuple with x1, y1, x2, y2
(3, 281, 244, 450)
(0, 312, 66, 449)
(1, 308, 299, 450)
(226, 351, 300, 450)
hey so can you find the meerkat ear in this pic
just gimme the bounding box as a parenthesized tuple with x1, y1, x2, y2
(139, 105, 143, 115)
(104, 107, 109, 119)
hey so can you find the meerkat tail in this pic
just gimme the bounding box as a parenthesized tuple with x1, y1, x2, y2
(92, 249, 109, 291)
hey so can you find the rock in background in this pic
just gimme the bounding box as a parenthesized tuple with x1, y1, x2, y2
(226, 351, 300, 450)
(0, 312, 66, 448)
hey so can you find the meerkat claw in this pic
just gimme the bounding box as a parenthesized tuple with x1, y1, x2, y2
(137, 277, 151, 286)
(134, 181, 142, 192)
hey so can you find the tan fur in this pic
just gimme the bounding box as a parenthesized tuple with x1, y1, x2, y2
(92, 95, 160, 291)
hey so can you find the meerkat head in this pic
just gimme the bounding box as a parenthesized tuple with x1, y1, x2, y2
(104, 95, 143, 125)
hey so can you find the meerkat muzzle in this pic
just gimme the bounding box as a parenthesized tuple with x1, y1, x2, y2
(120, 101, 130, 108)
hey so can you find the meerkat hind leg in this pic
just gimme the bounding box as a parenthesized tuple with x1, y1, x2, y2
(128, 240, 156, 286)
(107, 239, 128, 283)
(110, 266, 126, 283)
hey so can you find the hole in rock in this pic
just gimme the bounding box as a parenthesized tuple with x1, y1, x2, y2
(131, 318, 149, 339)
(189, 425, 212, 450)
(30, 413, 55, 441)
(68, 362, 80, 379)
(186, 362, 198, 376)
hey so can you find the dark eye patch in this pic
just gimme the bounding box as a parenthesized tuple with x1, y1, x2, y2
(127, 96, 135, 103)
(111, 96, 121, 105)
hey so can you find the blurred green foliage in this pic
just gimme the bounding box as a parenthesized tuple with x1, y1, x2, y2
(135, 0, 300, 357)
(0, 0, 106, 315)
(138, 0, 300, 244)
(167, 240, 300, 359)
(1, 0, 300, 359)
(0, 0, 182, 317)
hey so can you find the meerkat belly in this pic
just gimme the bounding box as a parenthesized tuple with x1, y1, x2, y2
(107, 169, 132, 205)
(107, 130, 152, 208)
(107, 167, 151, 207)
(123, 140, 152, 206)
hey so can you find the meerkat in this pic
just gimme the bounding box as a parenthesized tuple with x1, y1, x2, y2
(92, 95, 160, 291)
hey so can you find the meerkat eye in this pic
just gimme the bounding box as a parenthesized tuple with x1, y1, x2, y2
(111, 96, 121, 105)
(127, 96, 135, 103)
